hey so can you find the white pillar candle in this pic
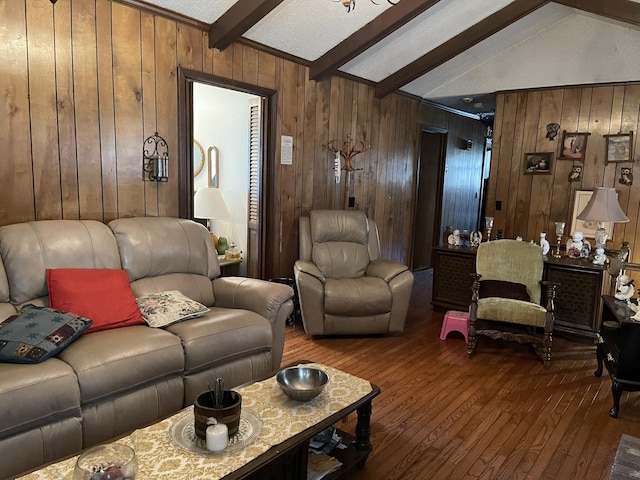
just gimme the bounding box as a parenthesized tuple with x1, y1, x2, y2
(206, 422, 228, 452)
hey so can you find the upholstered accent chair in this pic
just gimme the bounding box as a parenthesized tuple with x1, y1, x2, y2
(468, 239, 558, 367)
(294, 209, 414, 336)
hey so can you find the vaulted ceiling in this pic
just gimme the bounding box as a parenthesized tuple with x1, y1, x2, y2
(140, 0, 640, 119)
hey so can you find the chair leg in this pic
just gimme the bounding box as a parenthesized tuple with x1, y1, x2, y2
(467, 312, 477, 355)
(542, 330, 552, 368)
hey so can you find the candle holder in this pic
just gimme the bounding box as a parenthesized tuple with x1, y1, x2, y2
(553, 221, 565, 258)
(485, 216, 494, 242)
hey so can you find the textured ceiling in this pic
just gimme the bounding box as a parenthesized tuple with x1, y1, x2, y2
(142, 0, 640, 119)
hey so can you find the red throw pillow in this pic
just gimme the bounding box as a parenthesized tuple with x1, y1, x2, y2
(47, 269, 144, 333)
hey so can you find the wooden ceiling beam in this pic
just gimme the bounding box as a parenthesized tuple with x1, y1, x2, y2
(208, 0, 286, 51)
(309, 0, 441, 81)
(374, 0, 550, 99)
(553, 0, 640, 27)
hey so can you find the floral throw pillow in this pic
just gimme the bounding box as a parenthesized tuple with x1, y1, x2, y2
(136, 290, 209, 328)
(0, 305, 93, 364)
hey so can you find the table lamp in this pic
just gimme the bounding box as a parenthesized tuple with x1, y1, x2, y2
(194, 187, 230, 244)
(576, 187, 628, 250)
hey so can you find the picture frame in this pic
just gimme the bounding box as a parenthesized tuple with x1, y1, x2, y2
(524, 152, 553, 174)
(570, 190, 614, 240)
(558, 131, 590, 161)
(604, 132, 633, 163)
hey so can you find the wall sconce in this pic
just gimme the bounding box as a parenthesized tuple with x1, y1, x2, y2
(142, 132, 169, 182)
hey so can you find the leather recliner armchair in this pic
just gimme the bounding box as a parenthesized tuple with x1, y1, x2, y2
(294, 209, 414, 336)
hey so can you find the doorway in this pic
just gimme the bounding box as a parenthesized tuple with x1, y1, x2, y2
(411, 127, 447, 271)
(177, 68, 276, 279)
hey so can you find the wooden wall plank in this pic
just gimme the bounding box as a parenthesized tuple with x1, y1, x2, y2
(0, 0, 34, 224)
(112, 2, 144, 217)
(213, 44, 233, 79)
(54, 0, 80, 219)
(313, 78, 331, 209)
(257, 50, 276, 90)
(141, 11, 158, 217)
(301, 68, 316, 215)
(243, 45, 259, 86)
(96, 0, 118, 222)
(27, 0, 63, 220)
(536, 89, 564, 236)
(154, 16, 178, 218)
(73, 0, 103, 221)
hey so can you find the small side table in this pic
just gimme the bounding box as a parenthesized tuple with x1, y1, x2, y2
(219, 258, 242, 276)
(595, 296, 640, 417)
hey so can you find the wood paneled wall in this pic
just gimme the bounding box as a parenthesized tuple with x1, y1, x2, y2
(0, 0, 485, 278)
(490, 85, 640, 261)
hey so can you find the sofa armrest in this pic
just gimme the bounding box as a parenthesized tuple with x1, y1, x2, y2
(212, 277, 294, 371)
(366, 259, 409, 283)
(293, 259, 325, 283)
(293, 261, 326, 336)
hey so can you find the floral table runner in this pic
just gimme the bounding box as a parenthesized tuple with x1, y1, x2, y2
(19, 363, 373, 480)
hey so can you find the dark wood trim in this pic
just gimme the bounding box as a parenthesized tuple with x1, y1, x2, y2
(553, 0, 640, 27)
(374, 0, 551, 98)
(208, 0, 286, 51)
(177, 67, 193, 220)
(176, 67, 277, 278)
(309, 0, 441, 81)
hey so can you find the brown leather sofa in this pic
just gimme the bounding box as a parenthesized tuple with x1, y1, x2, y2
(294, 210, 413, 336)
(0, 217, 293, 479)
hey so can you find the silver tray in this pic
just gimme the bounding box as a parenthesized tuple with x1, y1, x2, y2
(170, 409, 262, 456)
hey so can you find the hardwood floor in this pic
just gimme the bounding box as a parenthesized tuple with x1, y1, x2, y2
(281, 269, 640, 480)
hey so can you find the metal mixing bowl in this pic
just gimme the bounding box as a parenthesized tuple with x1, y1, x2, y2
(276, 367, 329, 401)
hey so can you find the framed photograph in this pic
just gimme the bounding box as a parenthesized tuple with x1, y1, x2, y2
(570, 190, 614, 240)
(605, 132, 633, 163)
(558, 131, 590, 161)
(524, 152, 553, 174)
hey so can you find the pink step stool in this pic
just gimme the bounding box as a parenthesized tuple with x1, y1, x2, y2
(440, 310, 469, 343)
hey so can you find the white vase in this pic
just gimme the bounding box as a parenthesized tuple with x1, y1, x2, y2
(540, 233, 550, 255)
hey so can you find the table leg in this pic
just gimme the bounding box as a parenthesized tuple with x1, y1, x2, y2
(355, 400, 373, 468)
(610, 381, 622, 418)
(595, 345, 604, 377)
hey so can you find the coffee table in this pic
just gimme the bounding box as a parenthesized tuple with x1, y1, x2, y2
(19, 362, 380, 480)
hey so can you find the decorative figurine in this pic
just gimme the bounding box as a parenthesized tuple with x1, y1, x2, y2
(566, 231, 590, 259)
(443, 225, 453, 245)
(619, 167, 633, 186)
(447, 229, 460, 246)
(615, 274, 635, 301)
(593, 247, 607, 265)
(540, 232, 550, 255)
(568, 165, 582, 183)
(470, 231, 482, 247)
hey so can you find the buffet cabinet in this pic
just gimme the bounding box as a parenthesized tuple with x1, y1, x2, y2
(432, 245, 610, 340)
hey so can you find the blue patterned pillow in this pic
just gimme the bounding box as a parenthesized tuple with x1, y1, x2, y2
(0, 305, 93, 364)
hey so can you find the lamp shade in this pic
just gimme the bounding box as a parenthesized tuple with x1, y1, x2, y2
(576, 187, 628, 223)
(194, 188, 230, 220)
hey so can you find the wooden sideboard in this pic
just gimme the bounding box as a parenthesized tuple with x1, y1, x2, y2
(432, 245, 610, 340)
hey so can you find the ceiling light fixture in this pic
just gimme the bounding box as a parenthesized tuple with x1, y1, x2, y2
(334, 0, 400, 13)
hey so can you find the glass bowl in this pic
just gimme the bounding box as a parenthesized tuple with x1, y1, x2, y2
(72, 444, 138, 480)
